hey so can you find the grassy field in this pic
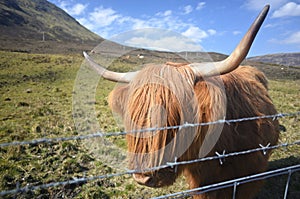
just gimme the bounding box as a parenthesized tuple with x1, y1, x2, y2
(0, 51, 299, 198)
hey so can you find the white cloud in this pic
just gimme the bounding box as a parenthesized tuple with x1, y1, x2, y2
(208, 29, 217, 35)
(73, 4, 217, 48)
(183, 5, 193, 14)
(84, 7, 177, 32)
(244, 0, 287, 10)
(164, 10, 172, 16)
(57, 1, 68, 10)
(196, 2, 206, 10)
(125, 13, 186, 33)
(272, 2, 300, 18)
(69, 3, 87, 15)
(264, 23, 278, 28)
(58, 1, 87, 16)
(112, 15, 217, 49)
(124, 36, 202, 51)
(156, 10, 172, 17)
(233, 30, 241, 35)
(182, 26, 209, 42)
(269, 31, 300, 45)
(111, 29, 204, 52)
(283, 31, 300, 44)
(89, 7, 121, 27)
(78, 17, 95, 30)
(124, 17, 148, 30)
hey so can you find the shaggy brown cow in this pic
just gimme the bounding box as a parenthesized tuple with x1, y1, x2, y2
(84, 5, 279, 199)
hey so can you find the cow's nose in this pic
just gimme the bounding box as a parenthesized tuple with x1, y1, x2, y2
(132, 173, 155, 187)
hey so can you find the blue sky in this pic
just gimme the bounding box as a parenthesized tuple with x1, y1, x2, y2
(48, 0, 300, 56)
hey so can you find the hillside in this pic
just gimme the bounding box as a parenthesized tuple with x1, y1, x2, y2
(248, 53, 300, 67)
(0, 0, 103, 53)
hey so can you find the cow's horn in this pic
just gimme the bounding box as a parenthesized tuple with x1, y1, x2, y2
(83, 51, 138, 83)
(189, 5, 270, 77)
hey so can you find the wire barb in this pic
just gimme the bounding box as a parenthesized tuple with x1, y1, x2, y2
(259, 143, 271, 155)
(215, 150, 226, 165)
(174, 157, 178, 173)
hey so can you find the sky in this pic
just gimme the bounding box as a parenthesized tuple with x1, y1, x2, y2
(48, 0, 300, 56)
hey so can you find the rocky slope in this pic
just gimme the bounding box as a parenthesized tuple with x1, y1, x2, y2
(0, 0, 103, 53)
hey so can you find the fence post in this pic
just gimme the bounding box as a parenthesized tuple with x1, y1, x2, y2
(232, 181, 238, 199)
(283, 169, 292, 199)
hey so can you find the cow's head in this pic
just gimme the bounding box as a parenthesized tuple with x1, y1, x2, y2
(84, 5, 269, 187)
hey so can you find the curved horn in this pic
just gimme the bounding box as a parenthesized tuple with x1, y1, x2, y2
(83, 51, 138, 83)
(189, 5, 270, 77)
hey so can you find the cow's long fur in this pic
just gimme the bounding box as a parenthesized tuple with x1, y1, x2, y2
(108, 64, 279, 198)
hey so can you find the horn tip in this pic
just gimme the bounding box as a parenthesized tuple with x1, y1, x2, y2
(264, 4, 270, 11)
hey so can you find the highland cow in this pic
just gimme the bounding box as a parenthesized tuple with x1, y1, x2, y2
(84, 5, 279, 199)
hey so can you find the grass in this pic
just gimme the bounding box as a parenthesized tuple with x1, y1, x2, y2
(0, 50, 299, 198)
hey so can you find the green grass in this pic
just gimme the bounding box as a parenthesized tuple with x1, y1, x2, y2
(0, 51, 299, 198)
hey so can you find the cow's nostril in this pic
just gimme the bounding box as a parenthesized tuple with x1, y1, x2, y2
(132, 173, 154, 186)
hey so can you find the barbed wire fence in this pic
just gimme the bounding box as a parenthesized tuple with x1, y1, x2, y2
(0, 111, 299, 198)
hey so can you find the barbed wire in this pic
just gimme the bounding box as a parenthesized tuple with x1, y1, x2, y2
(0, 169, 133, 197)
(0, 111, 299, 197)
(152, 164, 300, 199)
(0, 111, 299, 148)
(166, 140, 300, 168)
(0, 139, 299, 197)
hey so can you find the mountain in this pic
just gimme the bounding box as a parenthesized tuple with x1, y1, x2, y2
(248, 53, 300, 67)
(0, 0, 103, 54)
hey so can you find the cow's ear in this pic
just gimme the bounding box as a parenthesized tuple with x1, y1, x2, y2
(108, 85, 129, 118)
